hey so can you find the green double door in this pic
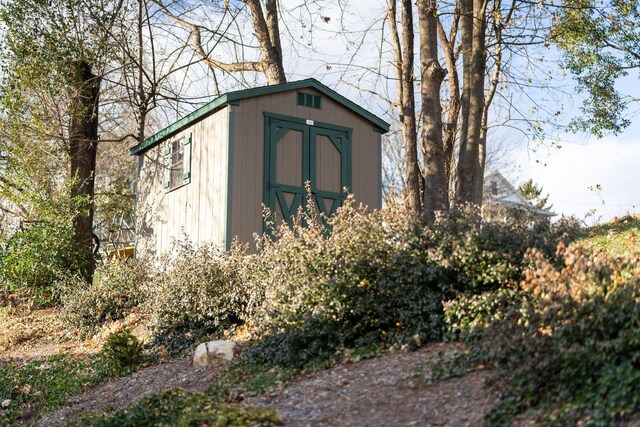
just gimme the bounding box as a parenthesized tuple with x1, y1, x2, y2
(264, 113, 352, 227)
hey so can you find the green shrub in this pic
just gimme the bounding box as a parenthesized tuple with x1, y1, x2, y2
(248, 201, 440, 367)
(100, 329, 144, 377)
(145, 242, 251, 354)
(246, 201, 578, 369)
(442, 286, 522, 342)
(59, 258, 149, 333)
(448, 245, 640, 426)
(175, 404, 283, 426)
(0, 193, 92, 307)
(70, 388, 214, 426)
(70, 388, 282, 427)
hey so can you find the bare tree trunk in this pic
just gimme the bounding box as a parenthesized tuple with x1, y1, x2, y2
(387, 0, 421, 216)
(456, 0, 486, 206)
(418, 0, 448, 222)
(154, 0, 286, 84)
(69, 60, 101, 283)
(474, 0, 509, 202)
(136, 0, 147, 144)
(437, 12, 461, 192)
(244, 0, 286, 84)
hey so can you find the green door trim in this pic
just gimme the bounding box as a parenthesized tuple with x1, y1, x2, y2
(264, 112, 353, 136)
(263, 112, 353, 232)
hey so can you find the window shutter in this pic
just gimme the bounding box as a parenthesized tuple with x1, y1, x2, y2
(182, 133, 192, 182)
(163, 145, 171, 190)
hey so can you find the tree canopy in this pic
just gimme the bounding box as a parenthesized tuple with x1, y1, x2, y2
(551, 0, 640, 136)
(518, 179, 553, 211)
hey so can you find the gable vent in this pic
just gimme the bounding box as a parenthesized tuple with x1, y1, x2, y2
(297, 92, 322, 109)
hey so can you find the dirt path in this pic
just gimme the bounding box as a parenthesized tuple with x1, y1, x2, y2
(248, 343, 499, 426)
(35, 343, 499, 426)
(35, 356, 220, 427)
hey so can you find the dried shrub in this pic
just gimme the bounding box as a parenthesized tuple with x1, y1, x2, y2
(59, 258, 149, 333)
(145, 242, 251, 353)
(449, 244, 640, 425)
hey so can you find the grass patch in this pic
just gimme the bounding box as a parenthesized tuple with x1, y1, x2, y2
(213, 358, 297, 397)
(0, 354, 109, 425)
(69, 388, 282, 426)
(577, 214, 640, 257)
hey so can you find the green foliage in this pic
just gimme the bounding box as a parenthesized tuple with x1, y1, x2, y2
(445, 245, 640, 425)
(0, 354, 108, 425)
(217, 360, 297, 396)
(59, 258, 149, 333)
(246, 201, 577, 369)
(443, 287, 522, 342)
(350, 342, 384, 362)
(0, 192, 92, 306)
(550, 0, 639, 136)
(70, 388, 282, 427)
(145, 242, 251, 354)
(174, 405, 283, 427)
(100, 329, 144, 377)
(517, 178, 552, 211)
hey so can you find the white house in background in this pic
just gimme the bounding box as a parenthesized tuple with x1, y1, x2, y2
(482, 171, 556, 221)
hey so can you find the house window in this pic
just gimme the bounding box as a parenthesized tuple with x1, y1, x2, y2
(163, 133, 192, 191)
(491, 180, 498, 196)
(297, 92, 322, 109)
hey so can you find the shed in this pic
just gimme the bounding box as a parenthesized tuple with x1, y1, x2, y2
(131, 79, 390, 257)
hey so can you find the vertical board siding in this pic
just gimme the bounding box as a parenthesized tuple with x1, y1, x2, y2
(135, 106, 229, 258)
(316, 134, 341, 193)
(276, 129, 304, 187)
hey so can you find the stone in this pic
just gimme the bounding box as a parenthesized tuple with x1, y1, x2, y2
(193, 340, 236, 366)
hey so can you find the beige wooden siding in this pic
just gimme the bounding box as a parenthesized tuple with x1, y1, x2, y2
(316, 133, 341, 193)
(276, 129, 304, 187)
(135, 106, 230, 258)
(229, 89, 381, 246)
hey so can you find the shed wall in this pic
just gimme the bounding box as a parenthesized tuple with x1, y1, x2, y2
(229, 88, 381, 246)
(135, 106, 230, 258)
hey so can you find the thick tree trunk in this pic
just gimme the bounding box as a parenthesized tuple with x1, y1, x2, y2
(387, 0, 421, 216)
(455, 0, 486, 207)
(154, 0, 286, 84)
(245, 0, 286, 84)
(474, 6, 507, 206)
(418, 0, 448, 222)
(69, 61, 101, 283)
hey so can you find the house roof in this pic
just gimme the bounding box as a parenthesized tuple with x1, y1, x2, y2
(483, 170, 556, 218)
(130, 78, 390, 155)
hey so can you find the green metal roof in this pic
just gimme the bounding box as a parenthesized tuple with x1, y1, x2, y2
(130, 78, 390, 155)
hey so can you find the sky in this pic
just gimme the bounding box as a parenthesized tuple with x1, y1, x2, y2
(128, 0, 640, 225)
(510, 131, 640, 224)
(278, 0, 640, 225)
(504, 74, 640, 224)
